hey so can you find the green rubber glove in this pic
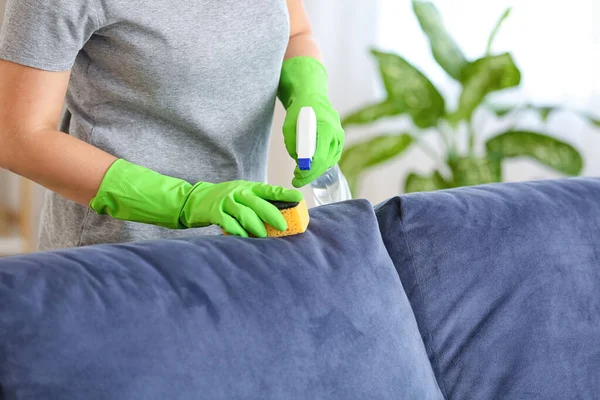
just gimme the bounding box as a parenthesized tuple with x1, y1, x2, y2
(278, 56, 345, 188)
(90, 159, 303, 238)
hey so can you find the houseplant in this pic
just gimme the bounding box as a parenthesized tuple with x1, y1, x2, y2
(339, 1, 599, 194)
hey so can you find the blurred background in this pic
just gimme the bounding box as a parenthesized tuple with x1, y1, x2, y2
(1, 0, 599, 254)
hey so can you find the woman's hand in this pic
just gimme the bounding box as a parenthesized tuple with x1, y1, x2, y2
(90, 159, 303, 237)
(278, 57, 345, 188)
(180, 180, 303, 237)
(280, 1, 344, 188)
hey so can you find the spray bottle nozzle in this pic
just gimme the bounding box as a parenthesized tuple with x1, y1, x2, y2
(296, 107, 318, 172)
(298, 158, 312, 171)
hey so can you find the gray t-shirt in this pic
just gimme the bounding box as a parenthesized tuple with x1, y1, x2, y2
(0, 0, 290, 250)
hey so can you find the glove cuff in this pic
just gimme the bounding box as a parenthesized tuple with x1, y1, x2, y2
(278, 56, 329, 109)
(90, 159, 193, 229)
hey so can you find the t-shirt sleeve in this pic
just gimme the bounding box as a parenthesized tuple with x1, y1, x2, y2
(0, 0, 101, 71)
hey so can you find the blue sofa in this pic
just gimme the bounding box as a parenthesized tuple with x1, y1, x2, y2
(1, 177, 599, 399)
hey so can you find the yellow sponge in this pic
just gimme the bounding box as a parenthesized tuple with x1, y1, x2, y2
(265, 199, 310, 237)
(222, 199, 310, 238)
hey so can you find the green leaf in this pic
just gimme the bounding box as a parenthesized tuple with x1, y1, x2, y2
(487, 103, 557, 121)
(341, 101, 404, 127)
(453, 53, 521, 122)
(588, 117, 600, 127)
(340, 133, 414, 194)
(486, 131, 583, 175)
(448, 157, 502, 187)
(486, 8, 512, 55)
(412, 1, 468, 81)
(404, 170, 449, 193)
(579, 112, 600, 127)
(370, 49, 446, 128)
(526, 105, 557, 122)
(536, 106, 556, 121)
(486, 104, 515, 117)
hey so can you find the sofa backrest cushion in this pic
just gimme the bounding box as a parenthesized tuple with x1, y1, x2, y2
(376, 178, 600, 399)
(0, 199, 442, 400)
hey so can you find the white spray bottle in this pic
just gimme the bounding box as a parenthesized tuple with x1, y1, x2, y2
(296, 107, 352, 206)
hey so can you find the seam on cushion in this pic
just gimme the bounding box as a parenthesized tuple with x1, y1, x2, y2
(578, 186, 600, 302)
(399, 195, 449, 399)
(582, 185, 600, 268)
(374, 201, 400, 274)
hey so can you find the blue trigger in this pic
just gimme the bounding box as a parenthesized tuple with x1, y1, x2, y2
(298, 158, 312, 171)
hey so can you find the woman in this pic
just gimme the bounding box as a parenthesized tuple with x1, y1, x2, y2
(0, 0, 344, 250)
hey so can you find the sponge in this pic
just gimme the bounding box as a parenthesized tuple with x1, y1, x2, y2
(222, 199, 310, 238)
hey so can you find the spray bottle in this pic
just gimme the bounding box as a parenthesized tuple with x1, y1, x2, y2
(296, 107, 352, 206)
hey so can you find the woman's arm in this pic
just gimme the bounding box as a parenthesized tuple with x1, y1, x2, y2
(285, 0, 322, 61)
(0, 60, 302, 237)
(0, 60, 117, 205)
(279, 1, 345, 188)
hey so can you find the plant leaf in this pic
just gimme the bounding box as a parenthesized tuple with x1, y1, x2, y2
(453, 53, 521, 122)
(370, 49, 446, 128)
(527, 105, 558, 122)
(579, 112, 600, 127)
(340, 133, 414, 194)
(412, 1, 468, 81)
(486, 131, 583, 175)
(341, 101, 404, 127)
(448, 157, 502, 187)
(486, 7, 512, 55)
(486, 104, 515, 117)
(537, 106, 556, 121)
(404, 170, 449, 193)
(486, 103, 557, 121)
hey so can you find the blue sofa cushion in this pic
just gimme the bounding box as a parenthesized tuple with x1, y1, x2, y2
(376, 178, 600, 399)
(0, 199, 442, 400)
